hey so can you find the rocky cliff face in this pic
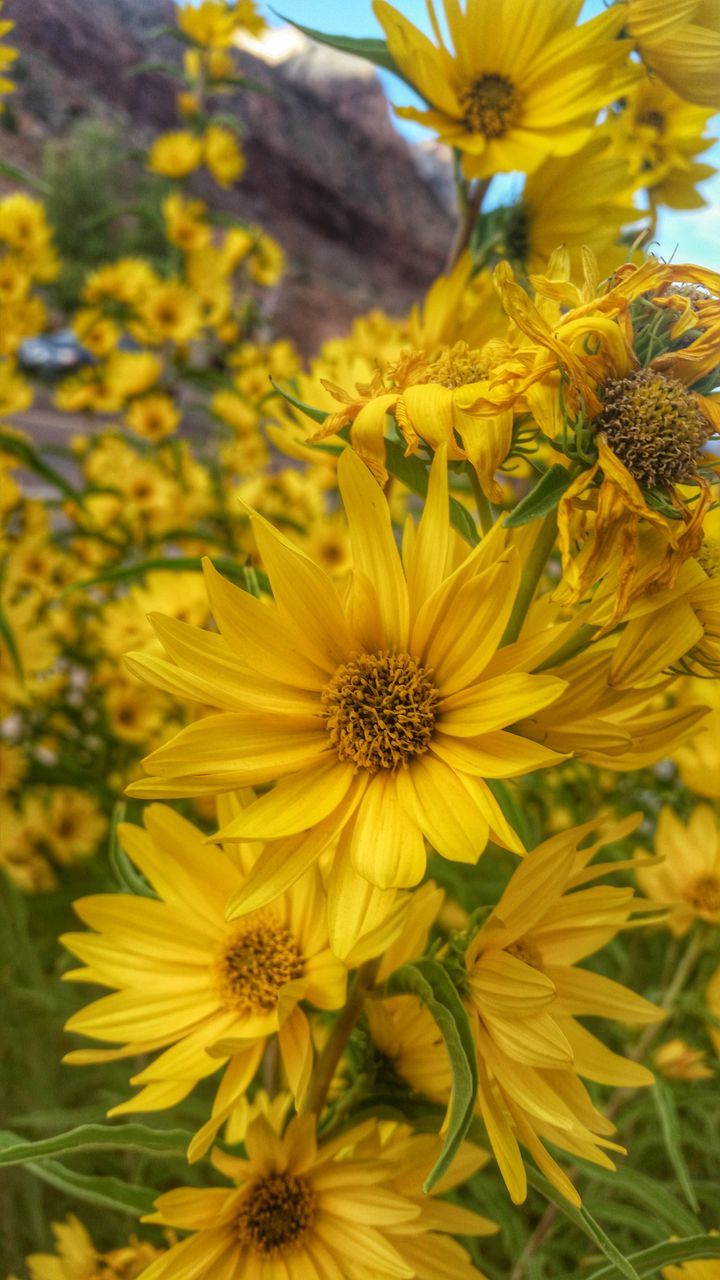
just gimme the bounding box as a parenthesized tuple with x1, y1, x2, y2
(3, 0, 454, 352)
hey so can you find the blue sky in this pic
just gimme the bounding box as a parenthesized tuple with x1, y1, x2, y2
(270, 0, 720, 267)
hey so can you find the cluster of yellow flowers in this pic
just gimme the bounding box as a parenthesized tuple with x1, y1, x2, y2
(2, 1, 720, 1278)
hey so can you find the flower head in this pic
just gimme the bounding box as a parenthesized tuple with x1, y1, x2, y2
(636, 804, 720, 934)
(374, 0, 637, 179)
(137, 1113, 494, 1280)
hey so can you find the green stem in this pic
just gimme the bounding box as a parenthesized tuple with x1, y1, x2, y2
(502, 510, 558, 646)
(466, 462, 495, 535)
(445, 177, 491, 272)
(301, 959, 379, 1118)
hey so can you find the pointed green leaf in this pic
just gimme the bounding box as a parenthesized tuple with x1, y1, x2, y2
(273, 14, 405, 80)
(582, 1235, 720, 1280)
(527, 1169, 640, 1280)
(385, 958, 478, 1191)
(652, 1078, 700, 1212)
(0, 599, 23, 682)
(0, 1124, 193, 1166)
(504, 464, 575, 528)
(271, 378, 329, 426)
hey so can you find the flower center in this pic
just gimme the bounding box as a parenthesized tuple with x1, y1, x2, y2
(420, 341, 490, 389)
(235, 1174, 317, 1257)
(321, 650, 441, 773)
(459, 74, 522, 139)
(685, 873, 720, 914)
(594, 368, 709, 488)
(638, 109, 665, 133)
(507, 939, 544, 971)
(214, 915, 304, 1014)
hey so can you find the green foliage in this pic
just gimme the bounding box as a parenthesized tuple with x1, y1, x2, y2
(385, 958, 478, 1191)
(41, 121, 172, 308)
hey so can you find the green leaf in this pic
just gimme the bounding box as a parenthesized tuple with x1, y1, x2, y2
(385, 439, 480, 548)
(0, 1124, 192, 1167)
(526, 1169, 640, 1280)
(579, 1164, 702, 1238)
(273, 14, 405, 80)
(61, 555, 268, 597)
(0, 430, 84, 504)
(504, 464, 575, 528)
(582, 1235, 720, 1280)
(127, 59, 187, 81)
(108, 802, 157, 898)
(652, 1078, 699, 1212)
(271, 378, 329, 426)
(0, 160, 48, 193)
(385, 958, 478, 1191)
(0, 598, 23, 682)
(13, 1158, 157, 1217)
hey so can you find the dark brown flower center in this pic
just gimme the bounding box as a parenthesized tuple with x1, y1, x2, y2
(459, 74, 522, 138)
(235, 1173, 317, 1256)
(685, 873, 720, 913)
(321, 650, 441, 773)
(215, 917, 304, 1014)
(595, 368, 709, 488)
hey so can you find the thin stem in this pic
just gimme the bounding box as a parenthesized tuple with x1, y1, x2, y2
(301, 958, 380, 1118)
(501, 510, 558, 646)
(445, 177, 491, 272)
(466, 462, 495, 535)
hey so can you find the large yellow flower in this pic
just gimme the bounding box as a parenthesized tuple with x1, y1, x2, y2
(62, 799, 347, 1160)
(374, 0, 637, 179)
(126, 449, 567, 913)
(624, 0, 720, 108)
(635, 805, 720, 935)
(464, 815, 662, 1203)
(137, 1113, 494, 1280)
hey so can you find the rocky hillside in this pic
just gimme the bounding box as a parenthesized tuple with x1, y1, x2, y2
(3, 0, 455, 352)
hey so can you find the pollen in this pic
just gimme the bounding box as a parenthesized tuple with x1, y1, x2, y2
(459, 74, 522, 139)
(214, 915, 304, 1015)
(685, 873, 720, 914)
(594, 368, 709, 488)
(421, 342, 491, 389)
(321, 650, 441, 773)
(235, 1173, 317, 1256)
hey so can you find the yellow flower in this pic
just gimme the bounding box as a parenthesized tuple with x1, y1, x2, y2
(104, 678, 168, 744)
(248, 229, 285, 286)
(0, 359, 33, 417)
(103, 350, 163, 401)
(137, 281, 201, 346)
(125, 393, 180, 441)
(625, 0, 720, 108)
(605, 75, 717, 210)
(211, 388, 259, 433)
(45, 789, 108, 865)
(636, 805, 720, 935)
(147, 130, 204, 178)
(673, 678, 720, 799)
(0, 1, 18, 107)
(82, 258, 157, 308)
(20, 1214, 164, 1280)
(654, 1038, 714, 1081)
(493, 256, 720, 622)
(374, 0, 637, 179)
(72, 309, 121, 358)
(138, 1112, 492, 1280)
(178, 0, 238, 49)
(126, 449, 567, 933)
(162, 192, 210, 252)
(96, 570, 209, 659)
(63, 800, 347, 1159)
(463, 813, 662, 1204)
(506, 136, 640, 276)
(314, 344, 516, 497)
(0, 194, 58, 278)
(203, 123, 246, 187)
